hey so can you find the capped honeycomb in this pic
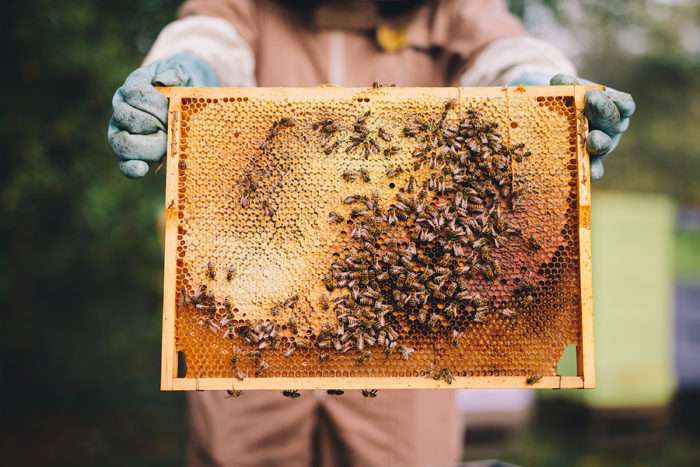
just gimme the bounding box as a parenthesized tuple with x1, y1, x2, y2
(159, 86, 594, 391)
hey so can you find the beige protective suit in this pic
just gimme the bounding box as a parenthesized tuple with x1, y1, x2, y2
(144, 1, 575, 465)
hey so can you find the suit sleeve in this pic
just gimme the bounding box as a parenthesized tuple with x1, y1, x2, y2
(142, 0, 258, 86)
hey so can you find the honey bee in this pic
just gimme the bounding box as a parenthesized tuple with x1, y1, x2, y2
(206, 261, 215, 279)
(500, 308, 517, 318)
(342, 170, 360, 181)
(361, 389, 378, 398)
(282, 389, 301, 398)
(450, 330, 463, 347)
(343, 194, 366, 204)
(319, 353, 330, 362)
(328, 211, 344, 224)
(236, 371, 246, 381)
(247, 350, 262, 358)
(327, 389, 344, 396)
(255, 361, 269, 376)
(357, 350, 373, 363)
(444, 302, 458, 319)
(357, 110, 371, 124)
(527, 235, 542, 250)
(179, 287, 190, 307)
(204, 319, 220, 333)
(284, 295, 299, 309)
(226, 265, 236, 281)
(324, 140, 340, 155)
(359, 168, 371, 182)
(399, 345, 415, 360)
(225, 389, 243, 398)
(403, 176, 417, 193)
(441, 369, 454, 385)
(240, 189, 250, 207)
(288, 317, 299, 334)
(278, 116, 297, 127)
(522, 277, 536, 290)
(284, 346, 296, 358)
(526, 375, 543, 385)
(386, 166, 404, 178)
(262, 199, 276, 217)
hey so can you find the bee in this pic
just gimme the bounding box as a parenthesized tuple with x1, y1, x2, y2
(288, 318, 299, 334)
(259, 137, 272, 151)
(319, 353, 330, 362)
(255, 361, 269, 376)
(247, 350, 262, 358)
(324, 140, 340, 155)
(357, 350, 373, 363)
(500, 308, 517, 318)
(278, 116, 297, 127)
(443, 302, 458, 319)
(236, 371, 246, 381)
(450, 330, 463, 348)
(240, 189, 251, 207)
(282, 389, 301, 398)
(386, 166, 404, 178)
(526, 375, 543, 385)
(328, 211, 344, 223)
(243, 173, 258, 192)
(357, 110, 371, 124)
(343, 195, 365, 204)
(204, 319, 220, 334)
(441, 369, 454, 385)
(342, 170, 360, 181)
(320, 293, 330, 311)
(284, 295, 299, 309)
(359, 168, 371, 182)
(527, 235, 542, 250)
(225, 389, 242, 398)
(262, 199, 276, 217)
(226, 265, 236, 281)
(179, 287, 190, 307)
(384, 146, 400, 157)
(403, 176, 417, 194)
(384, 251, 400, 265)
(326, 389, 344, 396)
(376, 126, 393, 142)
(522, 277, 536, 290)
(361, 389, 378, 398)
(206, 261, 215, 279)
(284, 346, 296, 358)
(399, 345, 415, 360)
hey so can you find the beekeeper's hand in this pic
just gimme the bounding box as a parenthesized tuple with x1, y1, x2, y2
(510, 73, 636, 180)
(108, 53, 217, 179)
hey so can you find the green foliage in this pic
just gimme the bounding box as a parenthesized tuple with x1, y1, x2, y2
(1, 0, 185, 465)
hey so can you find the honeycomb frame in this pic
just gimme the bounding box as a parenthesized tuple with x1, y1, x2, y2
(158, 85, 596, 391)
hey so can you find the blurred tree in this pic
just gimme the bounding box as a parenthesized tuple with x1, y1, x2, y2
(508, 0, 700, 203)
(0, 1, 186, 465)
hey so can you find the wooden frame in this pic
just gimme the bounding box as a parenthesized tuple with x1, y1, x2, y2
(158, 85, 597, 391)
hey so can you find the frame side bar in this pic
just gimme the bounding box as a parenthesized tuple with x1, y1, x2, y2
(574, 85, 596, 388)
(160, 88, 182, 390)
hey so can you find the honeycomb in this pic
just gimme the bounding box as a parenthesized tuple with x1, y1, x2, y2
(160, 86, 593, 390)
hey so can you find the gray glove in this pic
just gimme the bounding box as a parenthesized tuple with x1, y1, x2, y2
(511, 72, 636, 180)
(108, 53, 218, 179)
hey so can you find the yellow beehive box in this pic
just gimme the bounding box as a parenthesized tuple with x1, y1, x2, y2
(158, 85, 596, 391)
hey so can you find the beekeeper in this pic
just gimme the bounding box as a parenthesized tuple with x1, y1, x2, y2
(107, 1, 634, 466)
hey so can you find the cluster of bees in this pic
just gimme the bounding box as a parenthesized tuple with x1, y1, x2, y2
(182, 96, 545, 396)
(306, 101, 542, 384)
